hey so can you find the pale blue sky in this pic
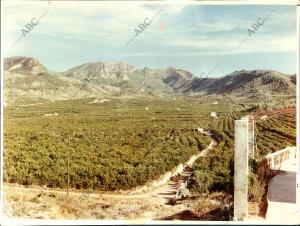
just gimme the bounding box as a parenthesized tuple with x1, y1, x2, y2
(3, 2, 297, 77)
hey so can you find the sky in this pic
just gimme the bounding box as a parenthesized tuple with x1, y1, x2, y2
(2, 1, 297, 77)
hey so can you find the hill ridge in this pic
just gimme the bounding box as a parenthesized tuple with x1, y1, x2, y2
(3, 56, 296, 104)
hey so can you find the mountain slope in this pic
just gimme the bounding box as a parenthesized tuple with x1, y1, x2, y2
(64, 62, 174, 96)
(179, 70, 296, 97)
(3, 57, 119, 104)
(3, 56, 296, 104)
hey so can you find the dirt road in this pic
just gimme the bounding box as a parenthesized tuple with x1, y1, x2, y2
(3, 133, 218, 220)
(4, 138, 217, 205)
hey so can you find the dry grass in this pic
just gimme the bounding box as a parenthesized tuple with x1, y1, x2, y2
(161, 192, 233, 221)
(248, 175, 266, 215)
(194, 193, 233, 220)
(248, 168, 281, 218)
(194, 198, 219, 216)
(3, 185, 191, 220)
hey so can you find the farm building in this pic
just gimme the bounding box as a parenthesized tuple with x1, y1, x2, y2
(192, 127, 204, 132)
(210, 112, 218, 118)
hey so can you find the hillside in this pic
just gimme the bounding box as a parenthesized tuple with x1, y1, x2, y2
(3, 57, 119, 104)
(3, 56, 296, 104)
(179, 70, 296, 97)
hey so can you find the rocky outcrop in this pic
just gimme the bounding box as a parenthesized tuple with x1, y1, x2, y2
(4, 56, 47, 75)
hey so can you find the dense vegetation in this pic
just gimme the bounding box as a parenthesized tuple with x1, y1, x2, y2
(4, 97, 225, 191)
(188, 108, 256, 195)
(4, 97, 295, 194)
(255, 110, 296, 158)
(189, 106, 296, 195)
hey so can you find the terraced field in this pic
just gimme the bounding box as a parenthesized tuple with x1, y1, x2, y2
(189, 108, 257, 195)
(189, 106, 296, 197)
(255, 109, 296, 158)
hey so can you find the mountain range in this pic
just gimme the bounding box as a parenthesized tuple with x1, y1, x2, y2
(3, 56, 296, 104)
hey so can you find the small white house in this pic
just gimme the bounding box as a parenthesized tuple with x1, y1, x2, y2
(192, 127, 203, 132)
(198, 127, 204, 132)
(211, 112, 218, 118)
(260, 115, 268, 120)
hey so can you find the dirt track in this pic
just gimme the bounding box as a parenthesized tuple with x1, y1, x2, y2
(4, 139, 217, 204)
(3, 131, 218, 220)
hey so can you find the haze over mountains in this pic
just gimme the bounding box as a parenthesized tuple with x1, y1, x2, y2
(3, 56, 296, 104)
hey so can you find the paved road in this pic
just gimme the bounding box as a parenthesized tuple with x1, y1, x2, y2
(266, 158, 299, 223)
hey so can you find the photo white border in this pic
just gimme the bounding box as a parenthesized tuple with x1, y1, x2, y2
(296, 0, 300, 212)
(1, 0, 299, 225)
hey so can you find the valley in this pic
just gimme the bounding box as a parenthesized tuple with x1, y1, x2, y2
(3, 95, 296, 220)
(1, 0, 299, 221)
(2, 56, 297, 220)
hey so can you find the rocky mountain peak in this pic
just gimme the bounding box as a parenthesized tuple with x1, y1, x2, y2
(64, 61, 135, 81)
(4, 56, 47, 74)
(166, 67, 194, 80)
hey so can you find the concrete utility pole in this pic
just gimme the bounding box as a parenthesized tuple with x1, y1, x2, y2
(234, 118, 249, 220)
